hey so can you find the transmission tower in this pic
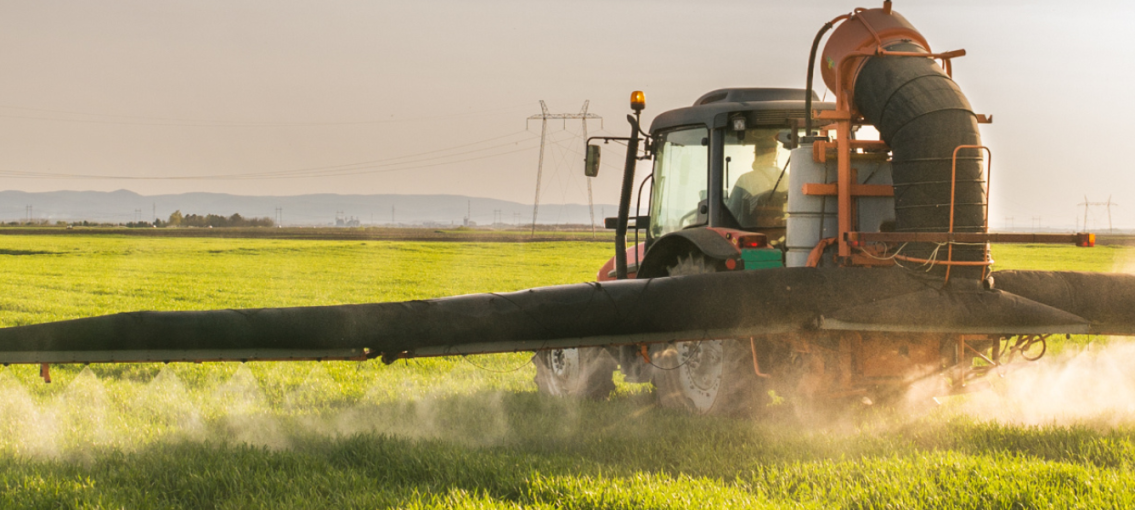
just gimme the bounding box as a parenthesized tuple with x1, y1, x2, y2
(1079, 195, 1119, 232)
(527, 100, 602, 235)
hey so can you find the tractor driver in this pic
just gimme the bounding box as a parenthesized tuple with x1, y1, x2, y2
(725, 132, 787, 229)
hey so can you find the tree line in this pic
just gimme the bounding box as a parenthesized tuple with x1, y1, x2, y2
(161, 211, 275, 228)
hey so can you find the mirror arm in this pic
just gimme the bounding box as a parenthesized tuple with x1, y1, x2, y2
(615, 115, 642, 280)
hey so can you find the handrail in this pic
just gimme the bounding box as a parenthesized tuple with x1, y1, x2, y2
(946, 145, 992, 283)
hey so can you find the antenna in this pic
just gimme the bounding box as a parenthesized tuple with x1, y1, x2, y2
(527, 100, 602, 235)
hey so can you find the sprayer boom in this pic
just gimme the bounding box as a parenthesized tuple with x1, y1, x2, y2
(0, 268, 1131, 367)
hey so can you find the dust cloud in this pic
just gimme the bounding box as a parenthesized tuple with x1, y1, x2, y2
(6, 338, 1135, 460)
(885, 250, 1135, 427)
(922, 341, 1135, 427)
(0, 362, 532, 460)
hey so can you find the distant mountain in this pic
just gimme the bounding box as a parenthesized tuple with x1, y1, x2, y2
(0, 190, 619, 227)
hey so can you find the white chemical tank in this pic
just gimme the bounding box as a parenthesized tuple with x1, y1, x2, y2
(785, 144, 894, 268)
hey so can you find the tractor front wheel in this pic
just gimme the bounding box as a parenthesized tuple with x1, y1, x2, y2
(532, 347, 617, 399)
(652, 255, 768, 416)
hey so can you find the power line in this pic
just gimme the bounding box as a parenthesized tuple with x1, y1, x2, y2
(0, 101, 535, 128)
(0, 142, 540, 181)
(0, 131, 536, 179)
(0, 130, 588, 181)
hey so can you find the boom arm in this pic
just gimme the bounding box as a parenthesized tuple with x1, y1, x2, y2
(0, 268, 1131, 366)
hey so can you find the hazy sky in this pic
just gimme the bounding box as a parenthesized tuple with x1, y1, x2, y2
(0, 0, 1131, 229)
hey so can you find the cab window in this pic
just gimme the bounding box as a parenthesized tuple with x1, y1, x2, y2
(649, 127, 709, 238)
(723, 128, 792, 229)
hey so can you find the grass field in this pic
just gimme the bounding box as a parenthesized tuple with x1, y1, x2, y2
(0, 235, 1133, 509)
(0, 226, 616, 244)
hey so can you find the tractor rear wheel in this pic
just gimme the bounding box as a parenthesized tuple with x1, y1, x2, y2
(653, 255, 767, 415)
(532, 347, 617, 399)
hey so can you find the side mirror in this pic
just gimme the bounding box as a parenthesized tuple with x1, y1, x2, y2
(584, 145, 601, 177)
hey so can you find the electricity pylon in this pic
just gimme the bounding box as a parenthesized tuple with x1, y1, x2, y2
(1079, 195, 1119, 232)
(527, 100, 602, 235)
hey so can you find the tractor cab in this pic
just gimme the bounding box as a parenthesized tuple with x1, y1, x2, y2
(590, 88, 834, 280)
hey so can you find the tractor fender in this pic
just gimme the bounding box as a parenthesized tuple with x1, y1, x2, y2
(637, 228, 741, 279)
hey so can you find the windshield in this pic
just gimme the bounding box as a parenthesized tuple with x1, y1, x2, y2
(649, 127, 709, 238)
(723, 127, 792, 229)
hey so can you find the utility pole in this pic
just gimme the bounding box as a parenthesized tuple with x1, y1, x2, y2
(152, 203, 156, 223)
(1107, 195, 1115, 232)
(275, 207, 283, 226)
(391, 205, 395, 225)
(1082, 195, 1090, 232)
(527, 100, 602, 235)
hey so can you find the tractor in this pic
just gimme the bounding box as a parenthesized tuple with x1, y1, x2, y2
(533, 2, 1117, 415)
(0, 3, 1132, 420)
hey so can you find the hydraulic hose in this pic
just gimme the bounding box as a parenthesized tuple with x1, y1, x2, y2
(804, 20, 835, 138)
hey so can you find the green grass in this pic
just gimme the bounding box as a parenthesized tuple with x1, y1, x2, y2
(0, 235, 1133, 509)
(990, 243, 1132, 273)
(0, 236, 608, 327)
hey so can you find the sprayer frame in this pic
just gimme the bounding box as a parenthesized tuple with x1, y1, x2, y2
(805, 5, 1083, 284)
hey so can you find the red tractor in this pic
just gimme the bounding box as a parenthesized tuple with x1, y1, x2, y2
(534, 3, 1108, 415)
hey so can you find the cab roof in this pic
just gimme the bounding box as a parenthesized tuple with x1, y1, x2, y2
(648, 88, 835, 133)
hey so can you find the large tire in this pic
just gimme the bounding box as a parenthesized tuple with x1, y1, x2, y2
(532, 347, 617, 399)
(653, 255, 768, 416)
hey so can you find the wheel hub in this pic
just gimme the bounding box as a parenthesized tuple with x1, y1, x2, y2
(677, 340, 724, 411)
(549, 348, 579, 378)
